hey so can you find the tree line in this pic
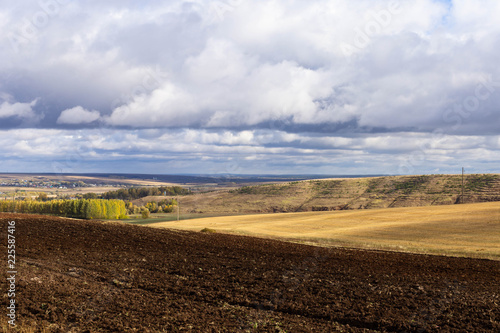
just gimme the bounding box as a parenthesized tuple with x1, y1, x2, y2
(87, 186, 190, 201)
(0, 199, 127, 220)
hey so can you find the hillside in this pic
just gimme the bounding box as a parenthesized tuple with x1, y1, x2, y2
(137, 174, 500, 215)
(1, 213, 499, 332)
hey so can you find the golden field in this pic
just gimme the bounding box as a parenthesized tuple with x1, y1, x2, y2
(152, 201, 500, 260)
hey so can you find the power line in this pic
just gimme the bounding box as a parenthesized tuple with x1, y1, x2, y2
(461, 167, 465, 204)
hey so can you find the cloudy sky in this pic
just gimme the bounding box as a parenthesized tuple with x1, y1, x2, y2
(1, 0, 500, 175)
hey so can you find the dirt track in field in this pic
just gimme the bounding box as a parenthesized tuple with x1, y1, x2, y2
(1, 213, 499, 332)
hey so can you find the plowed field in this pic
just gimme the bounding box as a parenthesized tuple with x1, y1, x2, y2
(1, 213, 499, 332)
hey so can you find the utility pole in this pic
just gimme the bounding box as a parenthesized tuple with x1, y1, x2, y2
(177, 196, 180, 221)
(461, 167, 465, 204)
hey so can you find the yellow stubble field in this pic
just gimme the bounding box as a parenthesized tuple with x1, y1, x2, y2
(152, 201, 500, 260)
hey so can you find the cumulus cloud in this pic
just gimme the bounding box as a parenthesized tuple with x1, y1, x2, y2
(57, 106, 101, 125)
(0, 96, 36, 118)
(0, 95, 41, 125)
(97, 0, 500, 135)
(106, 55, 334, 128)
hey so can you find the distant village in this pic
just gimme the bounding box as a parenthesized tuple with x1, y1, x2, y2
(0, 178, 132, 201)
(0, 179, 97, 190)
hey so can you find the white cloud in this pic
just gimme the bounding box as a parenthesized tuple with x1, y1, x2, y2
(0, 97, 40, 122)
(2, 1, 500, 173)
(1, 128, 500, 174)
(57, 106, 101, 124)
(107, 58, 334, 128)
(87, 0, 499, 134)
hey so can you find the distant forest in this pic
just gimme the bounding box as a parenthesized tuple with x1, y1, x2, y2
(86, 186, 191, 201)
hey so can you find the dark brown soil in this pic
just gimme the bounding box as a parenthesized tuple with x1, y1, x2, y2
(1, 213, 499, 332)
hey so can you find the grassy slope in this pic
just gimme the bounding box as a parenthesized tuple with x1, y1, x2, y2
(142, 174, 500, 215)
(152, 201, 500, 260)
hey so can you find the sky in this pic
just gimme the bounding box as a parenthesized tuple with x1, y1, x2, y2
(1, 0, 500, 175)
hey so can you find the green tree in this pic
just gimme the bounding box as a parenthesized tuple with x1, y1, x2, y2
(37, 192, 49, 201)
(83, 192, 99, 199)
